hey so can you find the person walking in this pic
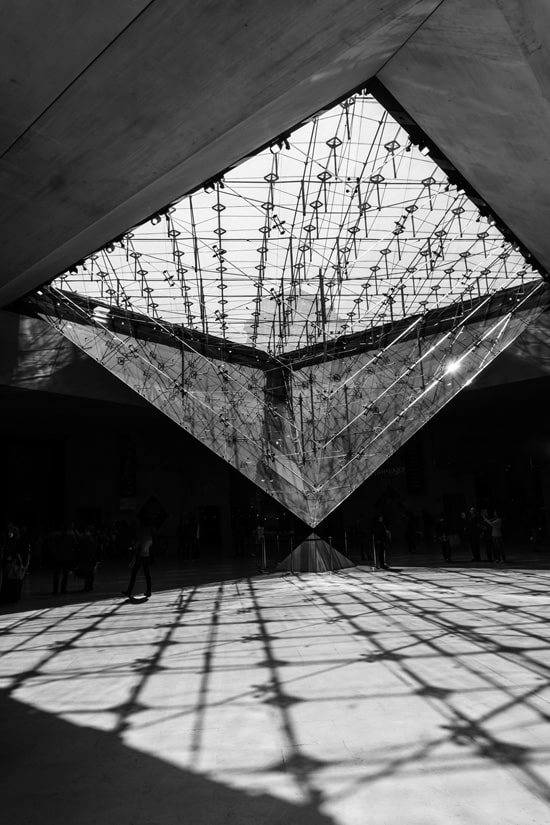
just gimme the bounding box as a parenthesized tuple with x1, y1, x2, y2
(121, 523, 153, 598)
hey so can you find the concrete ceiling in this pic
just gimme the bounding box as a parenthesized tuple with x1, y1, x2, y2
(378, 0, 550, 278)
(1, 0, 550, 306)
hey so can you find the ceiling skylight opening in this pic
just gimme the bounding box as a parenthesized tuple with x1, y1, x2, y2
(44, 90, 541, 354)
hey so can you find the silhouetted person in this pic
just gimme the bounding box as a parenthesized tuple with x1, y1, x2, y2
(76, 526, 99, 592)
(122, 523, 153, 598)
(52, 526, 77, 595)
(484, 511, 505, 562)
(372, 514, 391, 570)
(176, 517, 185, 557)
(467, 507, 483, 561)
(480, 510, 494, 562)
(1, 523, 30, 604)
(1, 523, 19, 594)
(404, 509, 418, 554)
(422, 509, 435, 547)
(182, 516, 200, 559)
(436, 514, 451, 562)
(458, 511, 468, 544)
(529, 515, 543, 551)
(190, 517, 200, 559)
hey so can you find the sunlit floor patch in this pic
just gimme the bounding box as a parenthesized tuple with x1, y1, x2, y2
(1, 568, 550, 824)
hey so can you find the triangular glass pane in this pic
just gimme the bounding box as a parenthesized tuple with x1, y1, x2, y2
(27, 91, 549, 526)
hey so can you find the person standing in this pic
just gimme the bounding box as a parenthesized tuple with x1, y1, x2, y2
(76, 526, 99, 592)
(467, 507, 483, 562)
(404, 509, 418, 555)
(1, 524, 30, 604)
(52, 525, 77, 595)
(436, 513, 451, 563)
(457, 511, 468, 546)
(480, 510, 494, 562)
(484, 511, 505, 562)
(372, 514, 391, 570)
(121, 523, 153, 598)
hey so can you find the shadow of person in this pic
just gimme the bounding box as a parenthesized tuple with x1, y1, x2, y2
(0, 690, 336, 825)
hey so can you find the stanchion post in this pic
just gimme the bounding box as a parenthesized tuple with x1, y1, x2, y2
(372, 535, 378, 571)
(329, 535, 334, 572)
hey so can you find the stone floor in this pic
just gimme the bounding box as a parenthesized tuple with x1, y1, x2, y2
(1, 561, 550, 824)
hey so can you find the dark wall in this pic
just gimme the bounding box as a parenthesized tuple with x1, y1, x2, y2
(1, 369, 549, 556)
(324, 374, 550, 549)
(0, 385, 233, 556)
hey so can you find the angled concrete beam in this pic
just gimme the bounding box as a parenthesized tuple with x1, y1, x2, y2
(0, 0, 439, 305)
(378, 0, 550, 272)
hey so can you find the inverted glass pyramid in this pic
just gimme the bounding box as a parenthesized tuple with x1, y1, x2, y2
(28, 90, 549, 525)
